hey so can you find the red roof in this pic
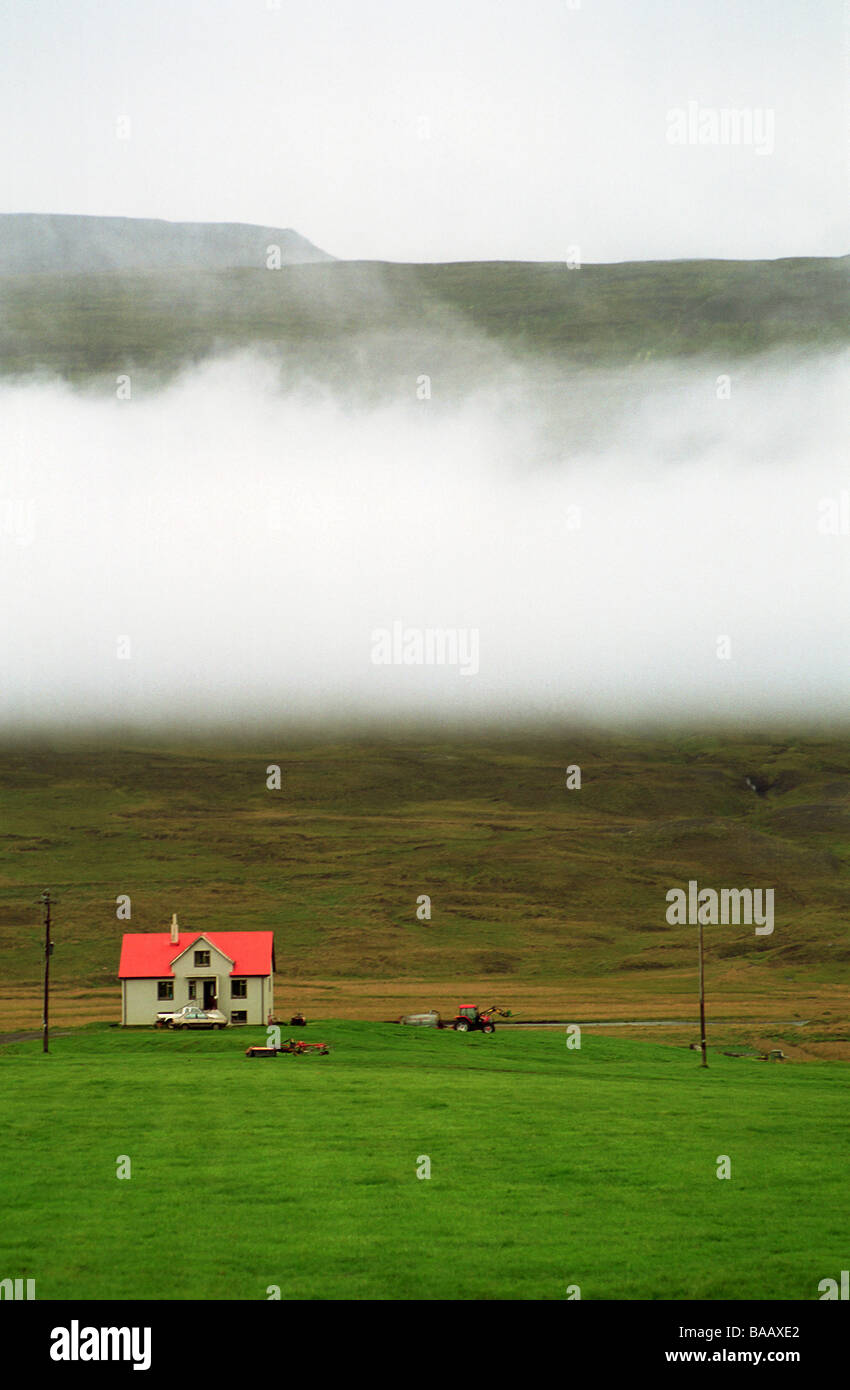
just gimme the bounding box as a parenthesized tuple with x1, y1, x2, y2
(119, 931, 274, 979)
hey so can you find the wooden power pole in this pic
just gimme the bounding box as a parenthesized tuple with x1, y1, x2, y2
(41, 889, 52, 1053)
(698, 917, 708, 1068)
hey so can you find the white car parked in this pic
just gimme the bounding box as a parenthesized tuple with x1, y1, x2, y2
(155, 1005, 227, 1030)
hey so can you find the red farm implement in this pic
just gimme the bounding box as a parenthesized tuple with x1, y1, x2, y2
(245, 1038, 329, 1058)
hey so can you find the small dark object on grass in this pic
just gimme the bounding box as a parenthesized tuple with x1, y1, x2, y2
(745, 773, 771, 798)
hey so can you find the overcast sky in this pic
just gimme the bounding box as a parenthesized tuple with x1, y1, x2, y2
(1, 0, 847, 263)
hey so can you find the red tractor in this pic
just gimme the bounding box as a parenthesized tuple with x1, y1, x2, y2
(450, 1003, 510, 1033)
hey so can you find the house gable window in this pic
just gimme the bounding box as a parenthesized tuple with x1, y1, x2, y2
(231, 978, 247, 998)
(157, 980, 174, 1000)
(194, 950, 210, 967)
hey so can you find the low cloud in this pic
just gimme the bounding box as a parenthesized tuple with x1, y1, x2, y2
(1, 349, 847, 731)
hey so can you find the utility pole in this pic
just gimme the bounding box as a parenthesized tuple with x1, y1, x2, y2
(698, 916, 708, 1068)
(41, 890, 52, 1054)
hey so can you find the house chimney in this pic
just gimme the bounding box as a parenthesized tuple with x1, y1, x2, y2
(170, 912, 179, 945)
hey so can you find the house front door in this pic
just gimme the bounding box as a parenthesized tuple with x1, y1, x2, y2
(202, 979, 217, 1010)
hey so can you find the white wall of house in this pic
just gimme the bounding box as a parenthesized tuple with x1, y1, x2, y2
(225, 973, 273, 1025)
(123, 960, 274, 1025)
(124, 977, 170, 1025)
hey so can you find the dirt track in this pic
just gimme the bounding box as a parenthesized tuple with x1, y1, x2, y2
(501, 1018, 811, 1029)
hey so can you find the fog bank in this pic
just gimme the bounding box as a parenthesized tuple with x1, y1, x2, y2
(1, 351, 848, 730)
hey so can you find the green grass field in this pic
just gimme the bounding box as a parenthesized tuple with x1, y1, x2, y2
(1, 1022, 846, 1300)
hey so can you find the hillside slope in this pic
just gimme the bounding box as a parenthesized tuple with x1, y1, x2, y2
(1, 734, 848, 1026)
(1, 255, 848, 384)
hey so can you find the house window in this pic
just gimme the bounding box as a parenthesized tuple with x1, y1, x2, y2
(157, 980, 174, 1000)
(194, 950, 210, 967)
(187, 980, 196, 1000)
(231, 979, 247, 998)
(231, 1010, 247, 1024)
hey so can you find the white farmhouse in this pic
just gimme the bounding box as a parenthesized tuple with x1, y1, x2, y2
(119, 914, 275, 1025)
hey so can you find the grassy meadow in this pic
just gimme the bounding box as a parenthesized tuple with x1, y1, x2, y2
(1, 1021, 846, 1301)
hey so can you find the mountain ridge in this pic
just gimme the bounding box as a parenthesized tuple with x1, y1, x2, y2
(0, 212, 333, 274)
